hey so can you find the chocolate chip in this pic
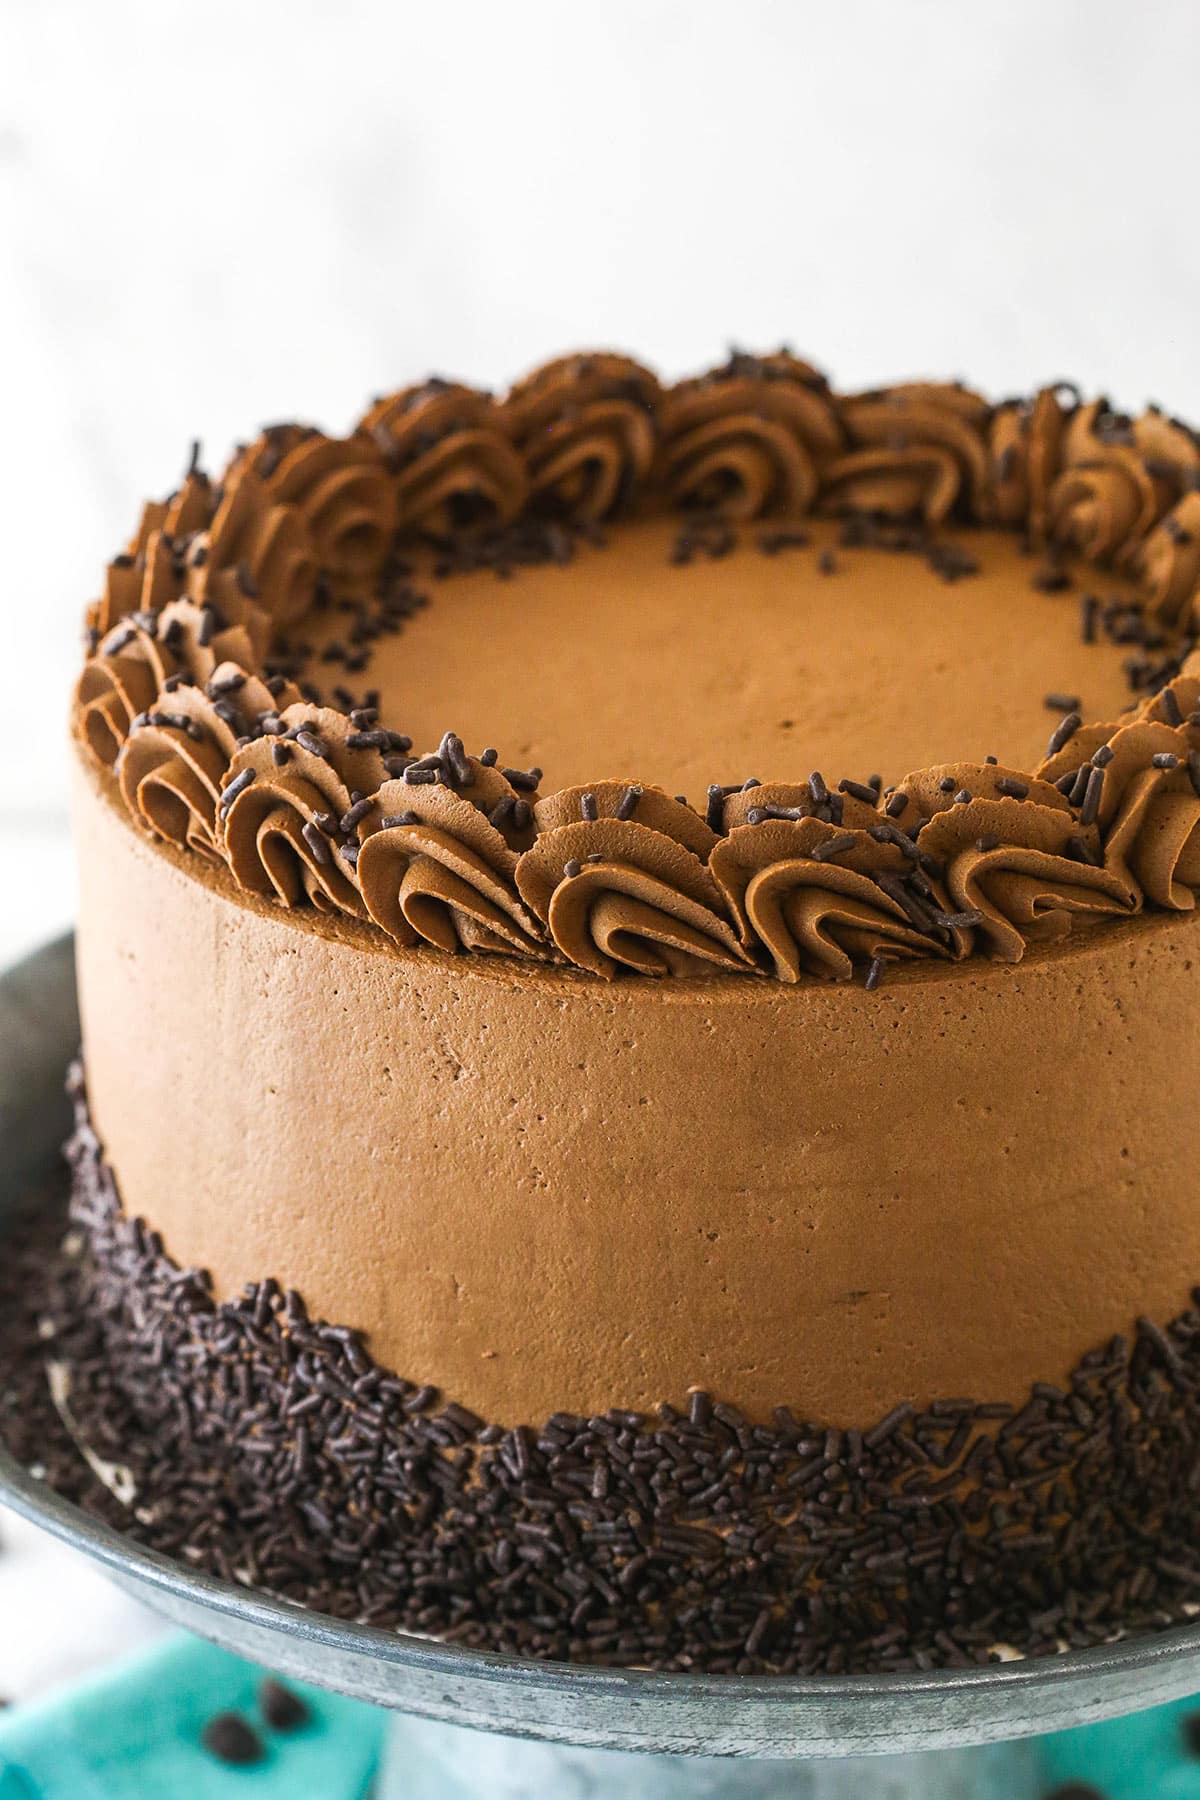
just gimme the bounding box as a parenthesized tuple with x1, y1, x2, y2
(201, 1713, 263, 1766)
(258, 1677, 311, 1733)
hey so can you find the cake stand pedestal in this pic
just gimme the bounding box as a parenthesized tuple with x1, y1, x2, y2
(3, 937, 1199, 1796)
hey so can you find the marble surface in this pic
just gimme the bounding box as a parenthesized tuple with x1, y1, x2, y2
(3, 0, 1200, 1717)
(0, 1512, 163, 1711)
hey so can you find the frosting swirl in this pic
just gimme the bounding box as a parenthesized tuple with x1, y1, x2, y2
(72, 347, 1200, 987)
(501, 353, 661, 522)
(356, 752, 546, 957)
(822, 384, 992, 524)
(115, 665, 293, 863)
(76, 600, 259, 770)
(1135, 492, 1200, 628)
(988, 387, 1067, 540)
(885, 760, 1073, 829)
(709, 815, 943, 982)
(516, 786, 750, 977)
(1041, 703, 1200, 913)
(187, 469, 318, 637)
(657, 353, 843, 520)
(219, 706, 391, 917)
(89, 529, 181, 641)
(87, 471, 219, 637)
(239, 430, 397, 582)
(1048, 404, 1200, 562)
(715, 780, 882, 835)
(360, 381, 528, 537)
(915, 796, 1133, 961)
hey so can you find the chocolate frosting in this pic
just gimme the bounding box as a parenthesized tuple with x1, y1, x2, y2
(710, 815, 941, 981)
(357, 758, 547, 957)
(76, 599, 261, 769)
(516, 787, 749, 977)
(87, 472, 218, 637)
(190, 469, 319, 636)
(72, 349, 1200, 987)
(657, 352, 843, 520)
(1136, 491, 1200, 626)
(74, 765, 1200, 1430)
(988, 386, 1067, 540)
(822, 383, 991, 523)
(359, 381, 528, 537)
(219, 706, 389, 917)
(117, 663, 293, 864)
(501, 352, 661, 521)
(916, 797, 1132, 961)
(1048, 403, 1200, 562)
(243, 432, 397, 582)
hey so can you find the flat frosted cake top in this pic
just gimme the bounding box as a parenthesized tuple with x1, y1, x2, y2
(73, 349, 1200, 985)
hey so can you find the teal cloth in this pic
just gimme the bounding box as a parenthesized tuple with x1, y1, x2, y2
(1, 1628, 1200, 1796)
(1039, 1693, 1200, 1797)
(0, 1636, 384, 1800)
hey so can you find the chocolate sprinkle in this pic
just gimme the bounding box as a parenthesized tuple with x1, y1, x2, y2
(1079, 594, 1099, 645)
(1031, 563, 1072, 593)
(72, 353, 1200, 995)
(671, 517, 736, 564)
(838, 778, 883, 807)
(301, 821, 331, 865)
(340, 797, 375, 835)
(1078, 766, 1105, 829)
(758, 528, 810, 556)
(615, 784, 643, 822)
(217, 768, 255, 816)
(4, 1073, 1200, 1681)
(810, 832, 856, 862)
(502, 766, 542, 793)
(1046, 713, 1083, 759)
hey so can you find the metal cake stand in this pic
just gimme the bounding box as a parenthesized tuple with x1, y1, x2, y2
(2, 935, 1199, 1794)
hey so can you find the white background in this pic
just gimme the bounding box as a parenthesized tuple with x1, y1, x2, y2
(3, 0, 1200, 1698)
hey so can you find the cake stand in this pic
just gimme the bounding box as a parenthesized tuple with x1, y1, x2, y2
(3, 935, 1199, 1797)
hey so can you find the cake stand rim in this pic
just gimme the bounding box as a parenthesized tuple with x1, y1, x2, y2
(3, 930, 1200, 1757)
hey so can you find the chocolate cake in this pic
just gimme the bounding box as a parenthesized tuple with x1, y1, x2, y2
(53, 349, 1200, 1672)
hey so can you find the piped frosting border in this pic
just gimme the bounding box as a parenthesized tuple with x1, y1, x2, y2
(72, 350, 1200, 984)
